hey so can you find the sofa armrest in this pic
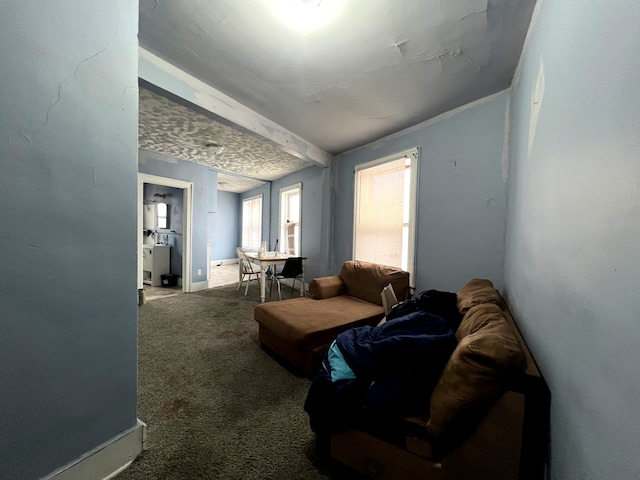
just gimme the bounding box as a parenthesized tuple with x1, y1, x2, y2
(309, 275, 345, 299)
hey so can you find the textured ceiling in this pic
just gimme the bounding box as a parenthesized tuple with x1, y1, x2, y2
(138, 0, 536, 191)
(138, 87, 312, 192)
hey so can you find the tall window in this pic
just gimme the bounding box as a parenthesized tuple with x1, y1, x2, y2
(280, 184, 301, 255)
(156, 202, 168, 229)
(354, 148, 418, 281)
(241, 195, 262, 250)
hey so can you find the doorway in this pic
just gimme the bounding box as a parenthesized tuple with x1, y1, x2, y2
(137, 173, 194, 293)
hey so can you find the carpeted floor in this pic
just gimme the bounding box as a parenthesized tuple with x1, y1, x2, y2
(116, 283, 360, 480)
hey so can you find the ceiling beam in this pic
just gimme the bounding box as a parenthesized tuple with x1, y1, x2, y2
(138, 47, 332, 168)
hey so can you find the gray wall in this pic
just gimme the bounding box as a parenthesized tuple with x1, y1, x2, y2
(503, 1, 640, 478)
(208, 190, 240, 260)
(139, 148, 217, 285)
(333, 91, 510, 292)
(0, 2, 139, 479)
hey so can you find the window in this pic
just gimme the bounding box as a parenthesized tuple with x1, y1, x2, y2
(241, 195, 262, 250)
(156, 202, 168, 229)
(280, 184, 301, 255)
(353, 148, 418, 281)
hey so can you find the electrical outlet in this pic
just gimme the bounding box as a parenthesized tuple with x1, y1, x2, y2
(197, 269, 202, 276)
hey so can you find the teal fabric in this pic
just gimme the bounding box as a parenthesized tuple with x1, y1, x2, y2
(328, 340, 356, 382)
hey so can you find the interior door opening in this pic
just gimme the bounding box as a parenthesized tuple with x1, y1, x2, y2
(138, 173, 194, 295)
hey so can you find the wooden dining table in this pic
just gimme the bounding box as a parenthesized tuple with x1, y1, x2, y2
(244, 252, 307, 302)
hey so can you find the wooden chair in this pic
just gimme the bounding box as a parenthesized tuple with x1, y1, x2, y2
(236, 247, 260, 296)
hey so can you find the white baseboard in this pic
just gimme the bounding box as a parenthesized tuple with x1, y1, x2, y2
(210, 258, 238, 266)
(43, 419, 146, 480)
(190, 280, 209, 292)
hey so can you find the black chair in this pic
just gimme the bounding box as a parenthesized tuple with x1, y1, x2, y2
(271, 257, 304, 301)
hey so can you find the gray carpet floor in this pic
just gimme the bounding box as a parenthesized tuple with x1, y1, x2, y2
(116, 283, 360, 479)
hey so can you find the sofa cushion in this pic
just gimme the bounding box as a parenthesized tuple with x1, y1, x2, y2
(456, 278, 502, 314)
(456, 303, 507, 341)
(428, 302, 525, 451)
(309, 275, 345, 299)
(340, 260, 410, 306)
(255, 296, 385, 350)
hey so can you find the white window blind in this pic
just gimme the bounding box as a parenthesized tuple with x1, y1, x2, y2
(354, 156, 410, 270)
(353, 148, 419, 281)
(241, 195, 262, 250)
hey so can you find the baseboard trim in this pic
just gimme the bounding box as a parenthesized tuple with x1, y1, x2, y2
(42, 419, 146, 480)
(210, 258, 238, 266)
(190, 280, 209, 292)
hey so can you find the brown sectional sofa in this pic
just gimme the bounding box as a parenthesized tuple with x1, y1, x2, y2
(254, 260, 410, 377)
(328, 278, 550, 480)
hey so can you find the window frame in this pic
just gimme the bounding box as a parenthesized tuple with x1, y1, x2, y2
(352, 148, 418, 284)
(279, 183, 302, 255)
(241, 194, 263, 250)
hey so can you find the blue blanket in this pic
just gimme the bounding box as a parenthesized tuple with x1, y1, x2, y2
(305, 310, 456, 438)
(337, 309, 455, 381)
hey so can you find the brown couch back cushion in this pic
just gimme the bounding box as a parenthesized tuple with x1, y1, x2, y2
(429, 298, 525, 451)
(339, 260, 410, 306)
(456, 278, 501, 314)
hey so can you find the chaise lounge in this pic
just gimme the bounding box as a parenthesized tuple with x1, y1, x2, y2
(254, 260, 411, 377)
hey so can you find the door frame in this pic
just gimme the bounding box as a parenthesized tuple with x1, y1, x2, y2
(137, 173, 194, 293)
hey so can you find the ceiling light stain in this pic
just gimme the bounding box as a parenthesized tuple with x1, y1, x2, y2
(267, 0, 342, 33)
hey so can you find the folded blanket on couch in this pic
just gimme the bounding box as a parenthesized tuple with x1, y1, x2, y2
(304, 310, 456, 442)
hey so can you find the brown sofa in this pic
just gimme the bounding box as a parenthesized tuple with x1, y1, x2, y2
(328, 279, 550, 480)
(254, 260, 410, 377)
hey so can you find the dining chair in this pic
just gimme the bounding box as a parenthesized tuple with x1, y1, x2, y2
(236, 247, 260, 296)
(272, 256, 304, 301)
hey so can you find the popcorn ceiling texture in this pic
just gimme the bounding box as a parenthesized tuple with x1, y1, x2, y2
(216, 172, 266, 194)
(138, 87, 312, 192)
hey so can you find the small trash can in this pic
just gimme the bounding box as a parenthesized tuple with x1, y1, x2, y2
(160, 274, 178, 287)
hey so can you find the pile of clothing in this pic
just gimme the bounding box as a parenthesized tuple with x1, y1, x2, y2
(304, 290, 461, 444)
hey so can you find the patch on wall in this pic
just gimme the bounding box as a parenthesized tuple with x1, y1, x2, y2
(502, 94, 511, 181)
(528, 55, 545, 157)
